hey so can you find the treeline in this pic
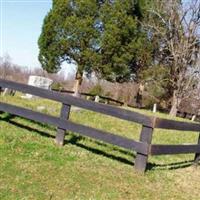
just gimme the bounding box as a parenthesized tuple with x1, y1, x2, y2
(0, 55, 143, 107)
(38, 0, 200, 116)
(1, 53, 199, 115)
(0, 55, 66, 84)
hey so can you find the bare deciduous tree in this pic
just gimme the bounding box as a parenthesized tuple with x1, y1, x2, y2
(145, 0, 200, 116)
(0, 54, 12, 79)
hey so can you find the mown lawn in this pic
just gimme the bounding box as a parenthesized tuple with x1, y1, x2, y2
(0, 94, 200, 200)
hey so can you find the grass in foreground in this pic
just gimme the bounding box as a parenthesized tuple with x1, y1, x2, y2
(0, 94, 200, 200)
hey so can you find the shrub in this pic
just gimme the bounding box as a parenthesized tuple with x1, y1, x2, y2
(51, 82, 64, 91)
(89, 84, 104, 96)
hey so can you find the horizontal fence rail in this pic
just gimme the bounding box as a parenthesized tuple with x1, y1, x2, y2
(52, 89, 124, 106)
(0, 78, 200, 172)
(155, 118, 200, 131)
(0, 102, 148, 154)
(151, 144, 200, 155)
(0, 79, 153, 127)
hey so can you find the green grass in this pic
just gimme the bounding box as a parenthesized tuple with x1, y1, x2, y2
(0, 94, 200, 200)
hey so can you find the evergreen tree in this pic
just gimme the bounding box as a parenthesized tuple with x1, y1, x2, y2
(97, 0, 152, 82)
(38, 0, 152, 95)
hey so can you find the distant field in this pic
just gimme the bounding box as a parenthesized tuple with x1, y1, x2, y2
(0, 94, 200, 200)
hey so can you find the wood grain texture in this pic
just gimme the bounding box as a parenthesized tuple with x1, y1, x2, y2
(135, 126, 153, 172)
(155, 118, 200, 131)
(151, 144, 200, 155)
(55, 103, 71, 146)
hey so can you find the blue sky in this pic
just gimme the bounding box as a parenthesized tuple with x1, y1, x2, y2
(0, 0, 76, 77)
(1, 0, 52, 68)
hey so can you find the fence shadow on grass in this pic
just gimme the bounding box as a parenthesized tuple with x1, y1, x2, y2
(147, 160, 194, 171)
(0, 114, 55, 139)
(66, 134, 134, 166)
(0, 114, 195, 171)
(0, 114, 134, 166)
(1, 79, 200, 172)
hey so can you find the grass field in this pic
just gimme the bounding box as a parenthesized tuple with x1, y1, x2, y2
(0, 94, 200, 200)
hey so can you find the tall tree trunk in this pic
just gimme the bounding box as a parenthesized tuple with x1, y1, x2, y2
(73, 72, 83, 98)
(136, 83, 144, 108)
(169, 90, 181, 117)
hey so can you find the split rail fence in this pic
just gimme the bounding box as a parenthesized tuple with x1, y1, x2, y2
(0, 79, 200, 172)
(52, 88, 124, 106)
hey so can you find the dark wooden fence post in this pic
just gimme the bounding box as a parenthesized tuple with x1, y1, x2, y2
(135, 125, 153, 172)
(55, 103, 71, 146)
(194, 133, 200, 165)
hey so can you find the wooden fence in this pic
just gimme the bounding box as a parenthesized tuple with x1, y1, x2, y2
(0, 79, 200, 172)
(52, 88, 124, 106)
